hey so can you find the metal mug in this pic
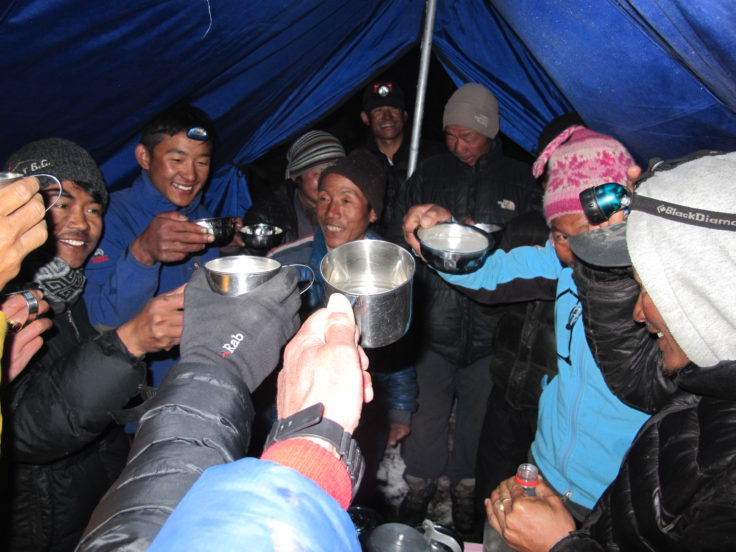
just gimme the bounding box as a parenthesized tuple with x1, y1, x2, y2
(204, 255, 313, 296)
(320, 240, 415, 349)
(0, 172, 63, 212)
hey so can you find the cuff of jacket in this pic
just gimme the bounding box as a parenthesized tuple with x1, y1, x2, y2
(261, 438, 353, 509)
(549, 531, 601, 552)
(388, 409, 412, 425)
(96, 329, 147, 363)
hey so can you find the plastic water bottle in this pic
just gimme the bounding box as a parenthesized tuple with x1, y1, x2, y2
(515, 463, 539, 496)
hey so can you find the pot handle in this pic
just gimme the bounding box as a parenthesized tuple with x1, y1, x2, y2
(283, 263, 314, 295)
(422, 520, 462, 552)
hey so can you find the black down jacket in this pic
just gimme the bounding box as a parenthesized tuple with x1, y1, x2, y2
(1, 298, 146, 552)
(486, 210, 557, 409)
(572, 261, 678, 413)
(552, 359, 736, 551)
(385, 149, 542, 366)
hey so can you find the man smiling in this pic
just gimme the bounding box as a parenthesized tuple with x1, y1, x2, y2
(3, 138, 185, 551)
(84, 105, 221, 384)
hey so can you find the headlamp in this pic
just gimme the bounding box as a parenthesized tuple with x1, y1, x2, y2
(186, 126, 209, 141)
(580, 183, 632, 225)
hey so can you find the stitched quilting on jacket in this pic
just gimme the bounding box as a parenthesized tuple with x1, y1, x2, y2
(553, 360, 736, 552)
(1, 298, 145, 552)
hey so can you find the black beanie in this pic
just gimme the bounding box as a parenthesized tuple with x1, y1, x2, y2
(320, 149, 386, 219)
(6, 138, 108, 207)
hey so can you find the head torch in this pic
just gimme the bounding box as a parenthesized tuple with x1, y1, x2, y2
(580, 182, 632, 225)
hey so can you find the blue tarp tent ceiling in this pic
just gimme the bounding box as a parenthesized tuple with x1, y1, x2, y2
(3, 0, 735, 217)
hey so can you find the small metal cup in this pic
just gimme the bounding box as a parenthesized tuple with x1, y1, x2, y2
(204, 255, 313, 296)
(0, 172, 63, 211)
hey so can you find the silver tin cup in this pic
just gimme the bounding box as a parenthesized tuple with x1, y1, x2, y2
(0, 172, 63, 211)
(0, 172, 23, 188)
(204, 255, 313, 296)
(321, 240, 415, 349)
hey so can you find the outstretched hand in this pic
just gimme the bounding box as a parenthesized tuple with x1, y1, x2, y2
(117, 284, 186, 357)
(129, 212, 214, 266)
(486, 476, 575, 552)
(402, 203, 453, 255)
(277, 293, 372, 435)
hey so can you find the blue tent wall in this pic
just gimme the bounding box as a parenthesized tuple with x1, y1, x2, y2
(2, 0, 735, 217)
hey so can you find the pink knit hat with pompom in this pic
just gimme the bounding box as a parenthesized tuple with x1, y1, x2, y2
(532, 126, 634, 225)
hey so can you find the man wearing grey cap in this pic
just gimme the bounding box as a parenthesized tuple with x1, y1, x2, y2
(386, 83, 541, 534)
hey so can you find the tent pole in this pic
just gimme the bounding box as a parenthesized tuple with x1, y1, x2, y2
(407, 0, 438, 179)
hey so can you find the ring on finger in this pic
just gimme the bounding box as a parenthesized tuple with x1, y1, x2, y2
(21, 291, 39, 316)
(498, 497, 513, 512)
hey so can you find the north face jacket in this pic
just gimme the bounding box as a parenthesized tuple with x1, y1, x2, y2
(384, 149, 542, 366)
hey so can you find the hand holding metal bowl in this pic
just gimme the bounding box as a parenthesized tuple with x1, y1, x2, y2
(239, 223, 285, 251)
(414, 221, 494, 274)
(192, 216, 237, 247)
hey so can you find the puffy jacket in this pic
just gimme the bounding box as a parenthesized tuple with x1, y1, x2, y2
(384, 149, 542, 366)
(572, 261, 678, 413)
(356, 135, 444, 238)
(1, 298, 146, 552)
(77, 360, 255, 552)
(552, 360, 736, 552)
(83, 171, 219, 385)
(148, 457, 360, 551)
(439, 242, 649, 509)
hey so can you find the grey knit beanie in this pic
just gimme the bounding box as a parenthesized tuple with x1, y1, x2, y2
(319, 149, 386, 219)
(6, 138, 108, 207)
(286, 130, 345, 180)
(627, 152, 736, 367)
(442, 83, 499, 139)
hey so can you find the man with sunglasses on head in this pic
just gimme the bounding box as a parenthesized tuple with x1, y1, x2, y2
(84, 105, 225, 385)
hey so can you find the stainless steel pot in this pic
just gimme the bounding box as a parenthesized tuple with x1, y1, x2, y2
(321, 240, 415, 348)
(415, 222, 492, 274)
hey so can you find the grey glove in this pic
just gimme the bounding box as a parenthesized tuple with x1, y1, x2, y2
(181, 265, 301, 392)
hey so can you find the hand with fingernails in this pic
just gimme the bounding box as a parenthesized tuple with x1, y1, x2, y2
(486, 475, 575, 552)
(1, 290, 52, 381)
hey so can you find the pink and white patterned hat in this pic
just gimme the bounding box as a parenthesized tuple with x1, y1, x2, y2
(532, 125, 634, 225)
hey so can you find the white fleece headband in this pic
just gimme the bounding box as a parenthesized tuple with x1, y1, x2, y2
(627, 152, 736, 367)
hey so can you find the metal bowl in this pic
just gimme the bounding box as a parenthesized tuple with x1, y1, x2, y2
(415, 222, 493, 274)
(192, 216, 236, 247)
(239, 223, 285, 250)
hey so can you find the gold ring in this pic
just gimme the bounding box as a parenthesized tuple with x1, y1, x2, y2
(498, 497, 513, 512)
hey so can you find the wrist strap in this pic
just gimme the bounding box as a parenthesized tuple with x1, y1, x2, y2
(265, 402, 364, 495)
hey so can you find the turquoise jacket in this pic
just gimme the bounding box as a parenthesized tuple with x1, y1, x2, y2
(440, 241, 649, 508)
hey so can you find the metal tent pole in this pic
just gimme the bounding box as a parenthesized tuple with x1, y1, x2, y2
(407, 0, 438, 179)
